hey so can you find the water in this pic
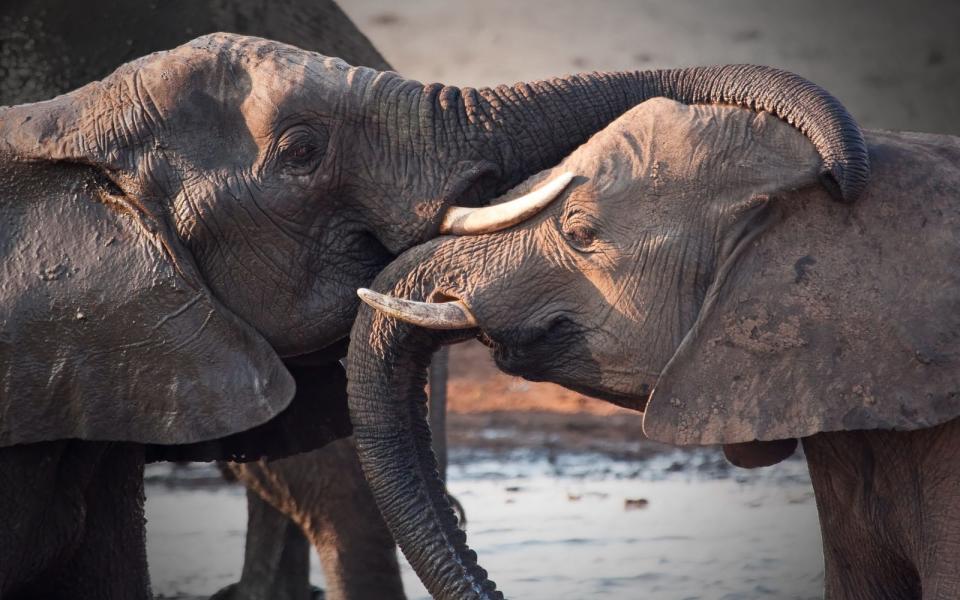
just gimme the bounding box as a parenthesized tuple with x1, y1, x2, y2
(146, 450, 824, 599)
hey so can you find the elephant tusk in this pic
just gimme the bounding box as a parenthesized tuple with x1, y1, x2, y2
(439, 171, 575, 235)
(357, 288, 479, 330)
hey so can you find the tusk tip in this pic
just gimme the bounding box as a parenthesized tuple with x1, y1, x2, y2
(357, 287, 384, 308)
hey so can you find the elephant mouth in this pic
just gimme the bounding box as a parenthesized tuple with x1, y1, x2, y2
(482, 324, 653, 410)
(481, 318, 575, 376)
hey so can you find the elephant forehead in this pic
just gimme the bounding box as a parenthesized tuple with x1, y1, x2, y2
(559, 98, 702, 183)
(239, 54, 352, 127)
(558, 97, 816, 202)
(124, 34, 348, 119)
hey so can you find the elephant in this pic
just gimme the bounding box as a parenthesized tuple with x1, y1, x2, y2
(351, 94, 960, 599)
(0, 8, 868, 596)
(1, 2, 404, 598)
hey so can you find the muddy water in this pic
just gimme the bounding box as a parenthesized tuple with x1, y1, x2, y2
(147, 450, 823, 600)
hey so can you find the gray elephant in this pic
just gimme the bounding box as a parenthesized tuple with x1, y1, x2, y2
(353, 95, 960, 599)
(1, 2, 406, 599)
(0, 15, 866, 598)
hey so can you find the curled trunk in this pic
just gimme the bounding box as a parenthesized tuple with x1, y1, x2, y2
(435, 65, 869, 206)
(360, 63, 868, 253)
(347, 247, 497, 599)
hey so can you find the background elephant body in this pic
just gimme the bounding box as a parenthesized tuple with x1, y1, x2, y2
(223, 438, 405, 600)
(349, 98, 960, 598)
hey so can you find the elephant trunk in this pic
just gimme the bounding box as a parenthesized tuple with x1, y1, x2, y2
(354, 64, 866, 253)
(346, 244, 497, 600)
(457, 65, 868, 203)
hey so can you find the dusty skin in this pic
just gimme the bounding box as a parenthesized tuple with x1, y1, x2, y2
(4, 1, 956, 598)
(354, 98, 960, 599)
(0, 17, 870, 600)
(171, 1, 957, 598)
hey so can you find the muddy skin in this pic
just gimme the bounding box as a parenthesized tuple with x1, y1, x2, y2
(351, 99, 960, 598)
(0, 3, 399, 598)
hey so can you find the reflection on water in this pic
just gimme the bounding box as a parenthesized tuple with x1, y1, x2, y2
(147, 451, 823, 600)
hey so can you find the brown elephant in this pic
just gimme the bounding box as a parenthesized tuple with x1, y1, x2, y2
(352, 98, 960, 599)
(0, 0, 867, 595)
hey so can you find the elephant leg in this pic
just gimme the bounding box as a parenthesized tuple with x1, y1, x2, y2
(804, 434, 920, 599)
(0, 441, 82, 597)
(211, 489, 313, 600)
(31, 443, 150, 600)
(298, 442, 405, 600)
(921, 567, 960, 600)
(816, 522, 919, 600)
(0, 440, 141, 599)
(803, 420, 960, 600)
(228, 437, 406, 600)
(913, 427, 960, 599)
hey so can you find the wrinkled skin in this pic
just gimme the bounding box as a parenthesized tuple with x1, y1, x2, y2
(0, 4, 871, 597)
(350, 99, 960, 598)
(0, 3, 404, 598)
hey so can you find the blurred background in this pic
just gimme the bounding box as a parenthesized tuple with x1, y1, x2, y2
(3, 1, 956, 599)
(339, 0, 959, 134)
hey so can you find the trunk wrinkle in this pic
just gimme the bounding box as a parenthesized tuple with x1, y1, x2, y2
(348, 300, 501, 599)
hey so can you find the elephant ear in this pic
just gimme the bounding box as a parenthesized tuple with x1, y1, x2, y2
(0, 89, 295, 448)
(644, 123, 960, 446)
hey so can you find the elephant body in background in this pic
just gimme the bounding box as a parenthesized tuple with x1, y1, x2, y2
(351, 99, 960, 598)
(0, 0, 870, 596)
(219, 437, 405, 600)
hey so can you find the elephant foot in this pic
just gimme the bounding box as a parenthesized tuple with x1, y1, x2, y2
(209, 583, 324, 600)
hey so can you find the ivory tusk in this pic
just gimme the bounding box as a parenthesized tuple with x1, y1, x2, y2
(357, 288, 478, 330)
(439, 171, 575, 235)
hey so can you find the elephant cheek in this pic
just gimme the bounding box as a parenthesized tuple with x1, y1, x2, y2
(723, 439, 799, 468)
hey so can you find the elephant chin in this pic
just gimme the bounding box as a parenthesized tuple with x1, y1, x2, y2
(723, 439, 799, 468)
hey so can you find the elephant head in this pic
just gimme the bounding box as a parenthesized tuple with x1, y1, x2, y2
(350, 97, 960, 597)
(1, 33, 868, 455)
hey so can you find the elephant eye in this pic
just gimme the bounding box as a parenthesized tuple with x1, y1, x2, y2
(566, 224, 596, 247)
(561, 211, 597, 251)
(277, 125, 328, 176)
